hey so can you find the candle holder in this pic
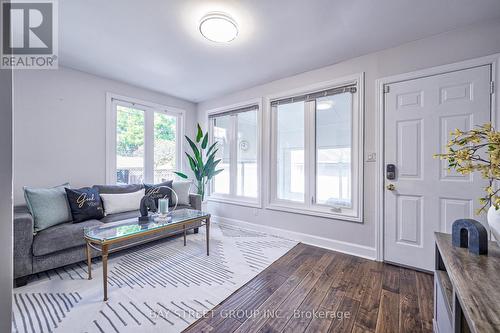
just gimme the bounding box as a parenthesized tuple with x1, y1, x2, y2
(153, 212, 172, 223)
(158, 197, 169, 215)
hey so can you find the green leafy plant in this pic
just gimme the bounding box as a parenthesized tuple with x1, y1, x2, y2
(174, 124, 223, 201)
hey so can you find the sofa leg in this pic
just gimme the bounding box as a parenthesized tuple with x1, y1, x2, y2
(194, 228, 199, 234)
(14, 276, 29, 288)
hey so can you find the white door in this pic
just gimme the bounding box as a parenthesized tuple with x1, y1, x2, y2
(384, 65, 492, 271)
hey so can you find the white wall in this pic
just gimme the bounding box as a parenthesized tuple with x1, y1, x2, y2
(0, 60, 13, 333)
(13, 66, 197, 204)
(197, 19, 500, 257)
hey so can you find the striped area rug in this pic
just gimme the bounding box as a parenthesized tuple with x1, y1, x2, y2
(12, 222, 298, 333)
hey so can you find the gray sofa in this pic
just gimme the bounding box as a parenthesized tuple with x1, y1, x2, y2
(14, 184, 202, 287)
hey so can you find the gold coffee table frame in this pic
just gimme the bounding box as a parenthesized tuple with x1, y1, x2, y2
(84, 213, 210, 301)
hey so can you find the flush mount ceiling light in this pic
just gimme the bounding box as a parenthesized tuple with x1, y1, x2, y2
(199, 12, 238, 43)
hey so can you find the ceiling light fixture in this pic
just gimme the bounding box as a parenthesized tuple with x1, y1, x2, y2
(199, 12, 238, 43)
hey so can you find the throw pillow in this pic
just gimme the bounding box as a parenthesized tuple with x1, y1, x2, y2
(99, 189, 144, 215)
(65, 187, 104, 222)
(171, 181, 192, 206)
(144, 180, 173, 206)
(24, 183, 72, 232)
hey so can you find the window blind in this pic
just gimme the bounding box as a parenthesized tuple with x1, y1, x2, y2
(270, 84, 357, 107)
(208, 104, 259, 119)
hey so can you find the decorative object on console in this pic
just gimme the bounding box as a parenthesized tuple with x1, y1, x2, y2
(435, 123, 500, 245)
(174, 123, 224, 201)
(65, 187, 104, 222)
(23, 183, 72, 232)
(452, 219, 488, 255)
(139, 195, 157, 222)
(487, 206, 500, 244)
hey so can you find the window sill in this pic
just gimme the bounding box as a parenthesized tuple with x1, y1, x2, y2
(207, 195, 262, 209)
(266, 203, 363, 223)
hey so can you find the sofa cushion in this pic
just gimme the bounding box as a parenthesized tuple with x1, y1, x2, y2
(99, 204, 193, 223)
(93, 184, 144, 194)
(144, 180, 173, 206)
(175, 205, 192, 210)
(24, 183, 72, 232)
(171, 181, 192, 206)
(65, 187, 105, 222)
(100, 210, 140, 223)
(100, 190, 143, 215)
(33, 219, 103, 256)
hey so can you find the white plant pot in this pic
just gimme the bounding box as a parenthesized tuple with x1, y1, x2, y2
(201, 200, 208, 212)
(487, 205, 500, 244)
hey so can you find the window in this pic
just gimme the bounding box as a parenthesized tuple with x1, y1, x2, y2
(107, 95, 183, 185)
(208, 103, 260, 205)
(270, 80, 362, 221)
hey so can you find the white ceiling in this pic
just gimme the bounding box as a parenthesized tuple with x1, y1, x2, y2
(60, 0, 500, 103)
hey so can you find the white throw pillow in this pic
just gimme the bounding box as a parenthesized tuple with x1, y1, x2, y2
(171, 181, 192, 206)
(100, 189, 144, 215)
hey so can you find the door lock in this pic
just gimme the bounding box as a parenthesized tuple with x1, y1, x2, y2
(386, 184, 396, 191)
(386, 164, 396, 180)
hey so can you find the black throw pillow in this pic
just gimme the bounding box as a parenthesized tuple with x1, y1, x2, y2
(144, 180, 173, 206)
(65, 187, 105, 222)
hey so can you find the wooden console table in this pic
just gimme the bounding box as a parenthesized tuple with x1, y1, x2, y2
(434, 232, 500, 333)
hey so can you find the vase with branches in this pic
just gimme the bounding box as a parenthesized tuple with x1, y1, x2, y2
(174, 124, 223, 201)
(435, 123, 500, 242)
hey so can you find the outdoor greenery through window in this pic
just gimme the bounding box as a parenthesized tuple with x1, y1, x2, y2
(112, 99, 181, 185)
(116, 106, 145, 184)
(154, 113, 177, 183)
(209, 105, 259, 201)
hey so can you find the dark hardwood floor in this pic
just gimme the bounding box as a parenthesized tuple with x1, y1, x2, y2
(183, 243, 434, 333)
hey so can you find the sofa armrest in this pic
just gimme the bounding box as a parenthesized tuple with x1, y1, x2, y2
(189, 193, 202, 210)
(13, 206, 34, 278)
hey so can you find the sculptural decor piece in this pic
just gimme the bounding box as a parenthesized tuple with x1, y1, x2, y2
(139, 195, 157, 222)
(452, 219, 488, 255)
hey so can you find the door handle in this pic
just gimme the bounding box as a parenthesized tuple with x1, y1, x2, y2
(386, 184, 396, 191)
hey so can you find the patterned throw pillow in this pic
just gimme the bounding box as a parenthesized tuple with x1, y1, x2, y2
(144, 180, 173, 206)
(65, 187, 105, 222)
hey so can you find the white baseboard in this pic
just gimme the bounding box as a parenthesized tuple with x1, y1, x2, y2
(212, 215, 377, 260)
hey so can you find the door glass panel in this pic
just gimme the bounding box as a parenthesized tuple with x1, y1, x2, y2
(315, 93, 352, 207)
(236, 110, 258, 197)
(276, 101, 305, 202)
(213, 115, 231, 194)
(154, 112, 177, 183)
(116, 105, 145, 184)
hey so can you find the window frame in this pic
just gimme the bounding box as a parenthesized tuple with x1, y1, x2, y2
(267, 73, 364, 222)
(105, 93, 185, 185)
(206, 98, 263, 208)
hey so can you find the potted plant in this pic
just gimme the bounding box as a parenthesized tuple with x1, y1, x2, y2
(435, 123, 500, 244)
(174, 124, 223, 205)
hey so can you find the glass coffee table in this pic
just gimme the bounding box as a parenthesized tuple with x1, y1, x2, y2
(84, 209, 210, 301)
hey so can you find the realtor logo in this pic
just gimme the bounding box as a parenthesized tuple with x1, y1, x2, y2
(1, 0, 58, 69)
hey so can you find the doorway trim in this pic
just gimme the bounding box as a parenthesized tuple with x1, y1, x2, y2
(375, 53, 500, 262)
